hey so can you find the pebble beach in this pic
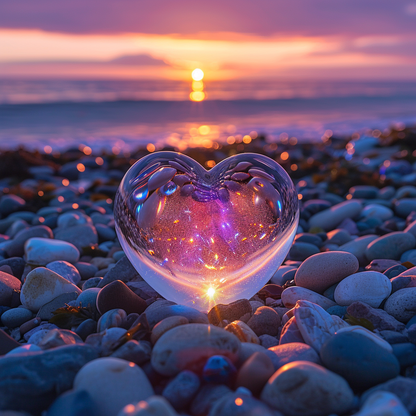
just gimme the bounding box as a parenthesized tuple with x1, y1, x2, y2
(1, 127, 416, 416)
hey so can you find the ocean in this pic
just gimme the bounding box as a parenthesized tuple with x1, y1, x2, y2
(0, 79, 416, 152)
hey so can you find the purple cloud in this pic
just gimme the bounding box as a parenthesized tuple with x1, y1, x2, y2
(0, 0, 415, 37)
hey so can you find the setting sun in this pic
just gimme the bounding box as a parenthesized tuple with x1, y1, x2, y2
(192, 68, 204, 81)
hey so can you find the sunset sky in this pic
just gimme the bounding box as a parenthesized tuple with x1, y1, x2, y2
(1, 0, 416, 80)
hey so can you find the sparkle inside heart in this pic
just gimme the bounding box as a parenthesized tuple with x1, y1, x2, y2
(115, 152, 299, 311)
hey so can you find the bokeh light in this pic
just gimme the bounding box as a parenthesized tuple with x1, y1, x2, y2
(191, 68, 204, 81)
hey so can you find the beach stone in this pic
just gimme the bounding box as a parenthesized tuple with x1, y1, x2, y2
(46, 260, 81, 285)
(0, 344, 98, 414)
(246, 306, 280, 336)
(25, 237, 80, 266)
(145, 300, 208, 328)
(355, 391, 410, 416)
(295, 233, 323, 247)
(405, 219, 416, 238)
(55, 224, 98, 252)
(350, 185, 379, 199)
(82, 277, 102, 290)
(395, 199, 416, 218)
(238, 342, 267, 363)
(0, 328, 20, 355)
(126, 280, 159, 300)
(385, 264, 408, 279)
(5, 225, 53, 257)
(0, 257, 25, 279)
(334, 271, 392, 308)
(38, 328, 83, 349)
(5, 343, 42, 356)
(86, 327, 127, 356)
(384, 288, 416, 322)
(224, 320, 260, 344)
(293, 300, 349, 352)
(308, 199, 362, 231)
(75, 261, 99, 279)
(151, 315, 189, 344)
(271, 266, 297, 286)
(97, 309, 127, 332)
(326, 229, 351, 246)
(362, 204, 394, 221)
(380, 330, 409, 345)
(338, 235, 378, 266)
(366, 259, 401, 272)
(118, 396, 178, 416)
(401, 249, 416, 264)
(190, 384, 232, 416)
(38, 292, 80, 320)
(0, 271, 21, 307)
(346, 301, 405, 331)
(236, 351, 275, 395)
(209, 391, 278, 416)
(110, 340, 151, 366)
(162, 370, 200, 411)
(320, 331, 400, 390)
(259, 334, 279, 348)
(96, 280, 147, 315)
(97, 256, 142, 288)
(46, 389, 98, 416)
(288, 242, 320, 261)
(1, 307, 32, 328)
(90, 257, 114, 269)
(95, 223, 116, 241)
(76, 287, 100, 308)
(20, 267, 81, 312)
(391, 343, 416, 369)
(294, 251, 359, 293)
(335, 326, 393, 352)
(57, 212, 92, 228)
(208, 299, 252, 326)
(261, 361, 354, 416)
(151, 324, 241, 376)
(281, 286, 336, 310)
(279, 316, 305, 345)
(360, 376, 416, 414)
(0, 195, 25, 216)
(268, 342, 320, 370)
(73, 357, 154, 416)
(365, 232, 416, 261)
(75, 318, 97, 341)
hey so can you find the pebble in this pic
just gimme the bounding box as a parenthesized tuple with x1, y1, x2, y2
(0, 257, 25, 279)
(270, 266, 297, 286)
(261, 361, 354, 416)
(246, 306, 280, 336)
(354, 391, 411, 416)
(38, 328, 83, 349)
(151, 315, 189, 344)
(395, 199, 416, 218)
(338, 235, 378, 265)
(5, 225, 53, 257)
(384, 288, 416, 322)
(96, 280, 147, 315)
(73, 357, 154, 416)
(25, 237, 80, 266)
(97, 256, 141, 288)
(235, 351, 275, 395)
(46, 260, 81, 285)
(151, 324, 241, 376)
(334, 271, 392, 308)
(37, 291, 80, 320)
(76, 287, 100, 308)
(208, 299, 252, 326)
(268, 342, 320, 369)
(118, 396, 179, 416)
(202, 355, 236, 384)
(224, 320, 260, 343)
(0, 345, 98, 414)
(190, 384, 232, 416)
(55, 224, 98, 252)
(365, 232, 416, 261)
(336, 325, 393, 352)
(0, 194, 25, 216)
(0, 271, 21, 307)
(320, 331, 400, 390)
(392, 343, 416, 368)
(308, 199, 362, 231)
(361, 204, 394, 221)
(5, 343, 42, 356)
(20, 267, 81, 312)
(405, 219, 416, 238)
(110, 340, 152, 366)
(294, 251, 359, 293)
(281, 286, 336, 310)
(75, 318, 97, 341)
(1, 307, 32, 328)
(46, 390, 98, 416)
(75, 261, 99, 279)
(0, 328, 21, 355)
(279, 316, 305, 345)
(97, 309, 127, 332)
(288, 242, 320, 261)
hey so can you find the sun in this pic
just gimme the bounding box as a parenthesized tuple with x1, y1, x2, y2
(192, 68, 204, 81)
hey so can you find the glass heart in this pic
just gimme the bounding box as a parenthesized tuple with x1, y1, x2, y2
(115, 152, 299, 311)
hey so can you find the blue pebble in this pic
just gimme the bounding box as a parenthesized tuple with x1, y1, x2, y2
(202, 355, 237, 384)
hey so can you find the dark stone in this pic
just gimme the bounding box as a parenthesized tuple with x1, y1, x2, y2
(5, 225, 53, 257)
(97, 256, 142, 288)
(46, 389, 98, 416)
(247, 306, 281, 336)
(96, 280, 147, 315)
(37, 292, 80, 321)
(320, 332, 400, 390)
(392, 343, 416, 369)
(0, 328, 20, 355)
(75, 262, 98, 280)
(288, 242, 320, 261)
(0, 345, 98, 415)
(379, 330, 409, 345)
(208, 299, 252, 326)
(190, 384, 232, 416)
(0, 195, 25, 216)
(257, 284, 283, 302)
(0, 257, 26, 279)
(75, 318, 97, 341)
(55, 224, 98, 252)
(162, 370, 200, 411)
(384, 265, 408, 279)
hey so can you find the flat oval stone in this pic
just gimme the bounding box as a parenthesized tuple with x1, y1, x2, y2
(365, 232, 416, 262)
(247, 306, 281, 336)
(151, 324, 241, 376)
(151, 315, 189, 345)
(357, 391, 410, 416)
(261, 361, 354, 416)
(268, 342, 320, 370)
(335, 326, 393, 352)
(224, 320, 259, 344)
(5, 225, 53, 257)
(320, 331, 400, 390)
(20, 267, 81, 312)
(46, 260, 81, 285)
(308, 199, 362, 232)
(361, 204, 394, 221)
(25, 237, 80, 266)
(1, 307, 32, 328)
(0, 271, 21, 307)
(281, 287, 336, 310)
(384, 288, 416, 322)
(338, 235, 378, 266)
(294, 251, 359, 294)
(334, 271, 392, 308)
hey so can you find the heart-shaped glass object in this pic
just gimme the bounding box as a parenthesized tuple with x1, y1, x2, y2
(115, 152, 299, 311)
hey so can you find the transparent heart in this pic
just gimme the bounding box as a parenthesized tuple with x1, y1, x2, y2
(115, 152, 299, 311)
